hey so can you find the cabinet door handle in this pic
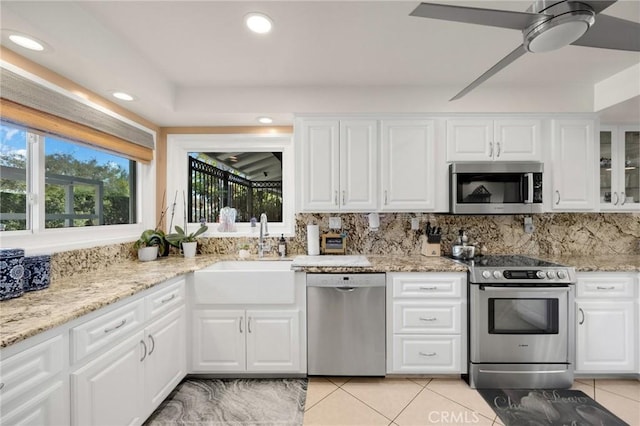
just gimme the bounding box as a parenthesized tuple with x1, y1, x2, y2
(496, 141, 501, 157)
(620, 192, 626, 206)
(342, 190, 346, 205)
(160, 294, 176, 304)
(104, 318, 126, 334)
(239, 317, 243, 333)
(0, 383, 4, 391)
(419, 351, 437, 357)
(578, 308, 585, 325)
(419, 317, 437, 322)
(140, 339, 148, 362)
(489, 141, 494, 158)
(248, 317, 252, 333)
(596, 286, 615, 290)
(613, 192, 619, 205)
(555, 190, 561, 205)
(384, 190, 388, 205)
(148, 334, 155, 356)
(334, 191, 339, 206)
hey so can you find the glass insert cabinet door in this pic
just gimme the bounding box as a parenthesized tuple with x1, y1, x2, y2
(600, 126, 639, 208)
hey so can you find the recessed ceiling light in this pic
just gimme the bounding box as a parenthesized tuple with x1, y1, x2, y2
(257, 116, 273, 124)
(245, 13, 273, 34)
(112, 91, 135, 101)
(9, 34, 45, 51)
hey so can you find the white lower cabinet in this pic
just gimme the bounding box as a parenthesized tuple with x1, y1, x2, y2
(387, 272, 467, 374)
(71, 331, 146, 426)
(575, 273, 638, 374)
(0, 334, 69, 425)
(69, 278, 187, 426)
(192, 309, 300, 373)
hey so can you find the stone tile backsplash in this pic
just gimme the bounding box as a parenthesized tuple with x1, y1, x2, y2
(50, 212, 639, 279)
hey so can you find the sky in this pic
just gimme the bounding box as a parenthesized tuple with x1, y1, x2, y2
(1, 123, 130, 170)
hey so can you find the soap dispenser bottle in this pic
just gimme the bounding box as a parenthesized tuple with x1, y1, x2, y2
(278, 234, 286, 258)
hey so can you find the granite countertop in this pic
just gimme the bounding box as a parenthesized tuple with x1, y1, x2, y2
(539, 254, 640, 272)
(2, 253, 637, 349)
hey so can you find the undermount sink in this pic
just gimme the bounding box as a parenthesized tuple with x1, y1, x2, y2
(202, 259, 293, 271)
(194, 260, 295, 304)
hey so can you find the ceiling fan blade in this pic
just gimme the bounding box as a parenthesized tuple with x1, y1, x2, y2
(571, 14, 640, 51)
(577, 0, 618, 15)
(450, 44, 528, 101)
(410, 2, 544, 31)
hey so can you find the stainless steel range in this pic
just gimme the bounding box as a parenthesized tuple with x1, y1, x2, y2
(462, 255, 576, 389)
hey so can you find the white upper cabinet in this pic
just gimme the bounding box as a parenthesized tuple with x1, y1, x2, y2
(380, 119, 436, 211)
(447, 118, 541, 162)
(298, 119, 377, 212)
(550, 119, 596, 211)
(599, 125, 640, 211)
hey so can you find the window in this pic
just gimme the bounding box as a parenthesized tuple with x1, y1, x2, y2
(166, 133, 294, 237)
(188, 152, 282, 223)
(1, 121, 153, 252)
(43, 135, 136, 228)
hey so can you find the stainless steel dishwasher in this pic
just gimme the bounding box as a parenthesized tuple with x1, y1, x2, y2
(307, 273, 386, 376)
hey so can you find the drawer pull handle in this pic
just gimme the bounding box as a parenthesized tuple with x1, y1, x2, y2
(140, 339, 148, 362)
(419, 286, 437, 291)
(0, 383, 4, 391)
(148, 334, 155, 355)
(419, 351, 437, 357)
(104, 319, 127, 334)
(160, 294, 176, 304)
(596, 286, 615, 290)
(419, 317, 437, 322)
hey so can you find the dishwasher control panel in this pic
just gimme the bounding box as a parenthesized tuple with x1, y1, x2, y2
(306, 273, 386, 288)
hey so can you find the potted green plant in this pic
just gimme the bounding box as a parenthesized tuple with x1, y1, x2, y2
(134, 229, 167, 261)
(165, 224, 208, 258)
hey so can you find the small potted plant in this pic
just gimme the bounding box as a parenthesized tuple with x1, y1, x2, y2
(165, 224, 208, 258)
(134, 229, 166, 261)
(238, 244, 251, 259)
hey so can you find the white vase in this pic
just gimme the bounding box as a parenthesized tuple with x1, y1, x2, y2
(138, 246, 158, 262)
(182, 241, 197, 258)
(238, 249, 250, 259)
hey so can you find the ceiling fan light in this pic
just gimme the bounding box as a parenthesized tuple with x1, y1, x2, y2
(523, 5, 594, 53)
(527, 20, 589, 52)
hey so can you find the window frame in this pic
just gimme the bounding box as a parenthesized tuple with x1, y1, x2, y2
(166, 133, 294, 237)
(1, 125, 156, 254)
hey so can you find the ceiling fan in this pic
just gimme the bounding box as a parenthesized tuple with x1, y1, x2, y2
(410, 0, 640, 100)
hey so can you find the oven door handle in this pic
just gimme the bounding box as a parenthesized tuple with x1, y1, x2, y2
(480, 286, 570, 293)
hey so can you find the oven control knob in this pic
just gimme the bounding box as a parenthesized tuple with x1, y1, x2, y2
(557, 270, 567, 279)
(482, 270, 491, 279)
(547, 271, 557, 279)
(536, 271, 546, 279)
(493, 270, 503, 279)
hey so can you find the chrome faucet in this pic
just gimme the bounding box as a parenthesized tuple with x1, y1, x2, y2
(258, 213, 269, 257)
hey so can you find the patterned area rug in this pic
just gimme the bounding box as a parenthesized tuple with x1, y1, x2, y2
(144, 378, 308, 426)
(478, 389, 629, 426)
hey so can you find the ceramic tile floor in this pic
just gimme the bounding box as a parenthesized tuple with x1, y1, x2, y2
(303, 377, 640, 425)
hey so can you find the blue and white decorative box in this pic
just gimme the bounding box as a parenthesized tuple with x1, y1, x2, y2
(23, 255, 51, 292)
(1, 248, 25, 300)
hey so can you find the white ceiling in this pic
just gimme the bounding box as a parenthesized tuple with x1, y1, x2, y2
(1, 0, 639, 126)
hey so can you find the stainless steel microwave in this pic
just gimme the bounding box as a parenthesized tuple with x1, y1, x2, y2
(450, 162, 543, 214)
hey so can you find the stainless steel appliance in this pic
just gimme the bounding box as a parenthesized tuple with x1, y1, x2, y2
(450, 162, 543, 214)
(307, 273, 385, 376)
(464, 255, 576, 389)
